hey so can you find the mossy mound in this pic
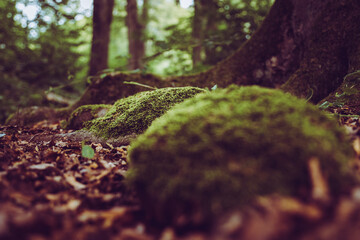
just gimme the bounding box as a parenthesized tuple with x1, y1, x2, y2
(84, 87, 206, 138)
(128, 85, 355, 228)
(65, 104, 111, 130)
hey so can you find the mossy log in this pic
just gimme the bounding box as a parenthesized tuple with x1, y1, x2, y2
(73, 0, 360, 113)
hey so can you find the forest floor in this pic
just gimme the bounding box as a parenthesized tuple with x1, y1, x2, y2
(1, 116, 360, 240)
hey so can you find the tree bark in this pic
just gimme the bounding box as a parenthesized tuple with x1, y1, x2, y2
(89, 0, 114, 76)
(126, 0, 146, 70)
(177, 0, 296, 89)
(177, 0, 360, 104)
(76, 0, 360, 115)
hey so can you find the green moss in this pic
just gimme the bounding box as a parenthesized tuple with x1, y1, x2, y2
(127, 85, 355, 227)
(319, 70, 360, 115)
(85, 87, 206, 138)
(65, 104, 112, 130)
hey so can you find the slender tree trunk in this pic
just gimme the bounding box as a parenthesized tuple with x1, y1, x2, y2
(203, 0, 219, 65)
(89, 0, 114, 76)
(141, 0, 149, 25)
(140, 0, 149, 62)
(191, 0, 205, 68)
(175, 0, 180, 5)
(126, 0, 146, 70)
(192, 0, 218, 69)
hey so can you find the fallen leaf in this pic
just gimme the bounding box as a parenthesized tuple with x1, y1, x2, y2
(64, 173, 87, 190)
(82, 144, 95, 159)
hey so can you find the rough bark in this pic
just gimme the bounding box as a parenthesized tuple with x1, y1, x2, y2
(89, 0, 114, 76)
(75, 0, 360, 114)
(176, 0, 296, 89)
(180, 0, 360, 105)
(281, 0, 360, 103)
(126, 0, 146, 70)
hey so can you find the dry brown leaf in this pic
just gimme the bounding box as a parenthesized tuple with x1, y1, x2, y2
(63, 173, 87, 190)
(308, 157, 330, 203)
(353, 138, 360, 155)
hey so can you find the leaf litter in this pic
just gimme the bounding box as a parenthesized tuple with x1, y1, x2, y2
(1, 117, 360, 240)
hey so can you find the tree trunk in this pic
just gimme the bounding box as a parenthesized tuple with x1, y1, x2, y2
(191, 0, 205, 68)
(140, 0, 149, 62)
(203, 0, 220, 65)
(126, 0, 146, 70)
(175, 0, 180, 6)
(89, 0, 114, 76)
(76, 0, 360, 115)
(141, 0, 149, 25)
(177, 0, 297, 89)
(177, 0, 360, 104)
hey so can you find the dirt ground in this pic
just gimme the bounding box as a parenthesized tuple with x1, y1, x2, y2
(1, 116, 360, 240)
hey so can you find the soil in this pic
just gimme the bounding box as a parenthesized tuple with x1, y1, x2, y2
(1, 117, 360, 240)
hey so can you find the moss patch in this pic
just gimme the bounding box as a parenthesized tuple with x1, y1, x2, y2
(318, 70, 360, 115)
(85, 87, 206, 138)
(65, 104, 112, 130)
(127, 85, 355, 228)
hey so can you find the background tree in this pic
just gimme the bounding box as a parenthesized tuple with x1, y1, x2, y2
(202, 0, 273, 66)
(0, 0, 87, 123)
(191, 0, 206, 68)
(1, 0, 277, 123)
(89, 0, 115, 76)
(126, 0, 148, 70)
(75, 0, 360, 117)
(149, 0, 273, 74)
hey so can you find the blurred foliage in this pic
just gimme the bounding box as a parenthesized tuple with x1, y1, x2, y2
(107, 0, 273, 75)
(108, 0, 128, 71)
(203, 0, 274, 65)
(0, 0, 274, 123)
(0, 0, 89, 123)
(142, 0, 274, 75)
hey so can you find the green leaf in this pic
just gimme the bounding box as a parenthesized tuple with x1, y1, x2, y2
(100, 73, 108, 79)
(335, 92, 345, 98)
(318, 101, 332, 110)
(211, 84, 218, 91)
(81, 144, 95, 159)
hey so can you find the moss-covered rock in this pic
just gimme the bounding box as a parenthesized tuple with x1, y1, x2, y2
(65, 104, 112, 130)
(85, 87, 206, 138)
(127, 85, 355, 228)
